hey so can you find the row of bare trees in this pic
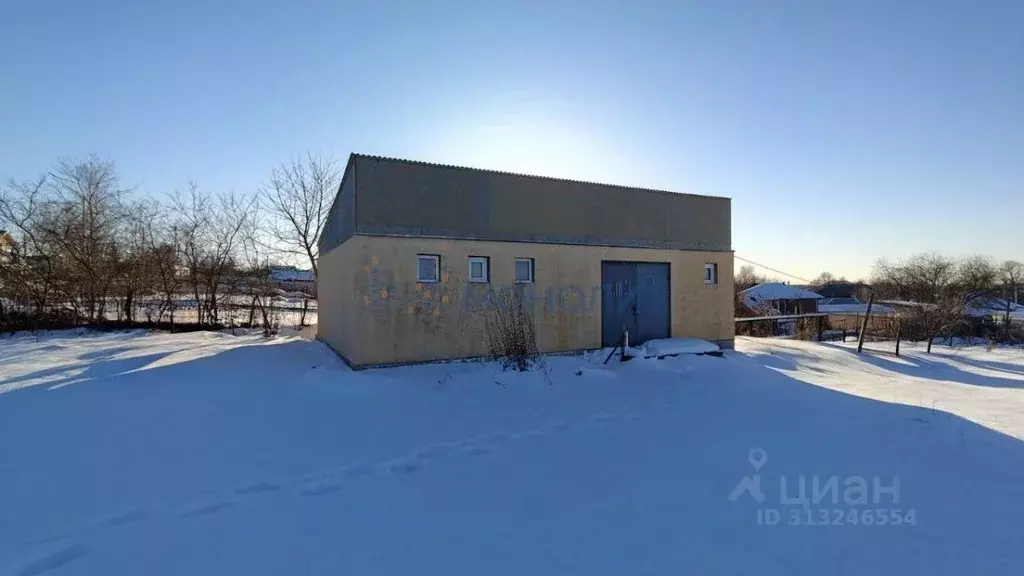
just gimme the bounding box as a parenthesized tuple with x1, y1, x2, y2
(871, 254, 1024, 344)
(0, 154, 338, 333)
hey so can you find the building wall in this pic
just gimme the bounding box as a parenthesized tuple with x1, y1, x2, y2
(318, 159, 358, 254)
(318, 235, 734, 367)
(796, 298, 819, 314)
(770, 298, 819, 315)
(316, 238, 364, 364)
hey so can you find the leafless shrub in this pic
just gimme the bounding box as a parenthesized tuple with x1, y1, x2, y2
(262, 307, 282, 337)
(482, 287, 539, 371)
(795, 317, 821, 341)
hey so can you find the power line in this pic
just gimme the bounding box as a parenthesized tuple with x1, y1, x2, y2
(734, 255, 814, 284)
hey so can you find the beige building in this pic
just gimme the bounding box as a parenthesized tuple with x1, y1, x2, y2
(318, 154, 734, 368)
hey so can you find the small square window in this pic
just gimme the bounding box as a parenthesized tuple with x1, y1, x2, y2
(514, 258, 534, 283)
(417, 254, 439, 283)
(468, 256, 489, 283)
(704, 263, 718, 284)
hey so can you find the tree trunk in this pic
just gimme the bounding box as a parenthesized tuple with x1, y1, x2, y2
(895, 320, 902, 357)
(248, 296, 257, 327)
(124, 289, 134, 323)
(193, 285, 202, 326)
(1005, 297, 1012, 338)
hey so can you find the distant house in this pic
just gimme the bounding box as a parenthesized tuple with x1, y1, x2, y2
(965, 296, 1024, 322)
(876, 300, 938, 313)
(740, 283, 824, 315)
(817, 297, 894, 315)
(269, 265, 315, 293)
(814, 281, 873, 302)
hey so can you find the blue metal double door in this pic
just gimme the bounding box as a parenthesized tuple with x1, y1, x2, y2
(601, 262, 671, 348)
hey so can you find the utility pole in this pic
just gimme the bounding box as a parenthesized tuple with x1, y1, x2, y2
(857, 292, 875, 354)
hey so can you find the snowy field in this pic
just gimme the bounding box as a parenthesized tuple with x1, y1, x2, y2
(2, 331, 1023, 575)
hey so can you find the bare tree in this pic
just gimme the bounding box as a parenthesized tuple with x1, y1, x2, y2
(1000, 260, 1024, 334)
(259, 153, 339, 277)
(114, 200, 159, 322)
(240, 199, 284, 335)
(873, 253, 998, 350)
(873, 253, 958, 304)
(143, 206, 183, 326)
(957, 255, 998, 297)
(0, 176, 57, 318)
(811, 271, 836, 286)
(39, 157, 129, 321)
(735, 265, 762, 291)
(172, 182, 209, 324)
(173, 183, 253, 326)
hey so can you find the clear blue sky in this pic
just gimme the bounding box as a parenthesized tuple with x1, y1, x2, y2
(3, 0, 1022, 280)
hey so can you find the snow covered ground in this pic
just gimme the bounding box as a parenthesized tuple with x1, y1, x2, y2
(738, 337, 1024, 441)
(2, 330, 1023, 575)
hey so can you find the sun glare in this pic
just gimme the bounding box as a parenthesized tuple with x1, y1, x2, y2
(442, 111, 609, 181)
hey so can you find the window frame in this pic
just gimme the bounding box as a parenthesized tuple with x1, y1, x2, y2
(417, 254, 440, 283)
(704, 263, 718, 285)
(514, 257, 535, 284)
(468, 256, 490, 283)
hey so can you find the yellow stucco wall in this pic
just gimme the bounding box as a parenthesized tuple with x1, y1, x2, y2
(318, 235, 734, 367)
(316, 238, 364, 363)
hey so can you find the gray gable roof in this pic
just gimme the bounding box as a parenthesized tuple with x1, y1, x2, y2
(319, 154, 732, 254)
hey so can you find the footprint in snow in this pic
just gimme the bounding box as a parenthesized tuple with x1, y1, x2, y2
(96, 507, 151, 528)
(181, 500, 236, 517)
(582, 413, 616, 429)
(17, 544, 89, 576)
(234, 481, 282, 495)
(415, 441, 463, 459)
(387, 460, 424, 475)
(511, 428, 544, 440)
(481, 432, 510, 445)
(299, 479, 343, 497)
(342, 464, 377, 477)
(456, 444, 492, 457)
(543, 420, 570, 431)
(22, 533, 71, 547)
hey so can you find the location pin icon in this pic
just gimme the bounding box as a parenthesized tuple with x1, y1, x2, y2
(748, 448, 768, 471)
